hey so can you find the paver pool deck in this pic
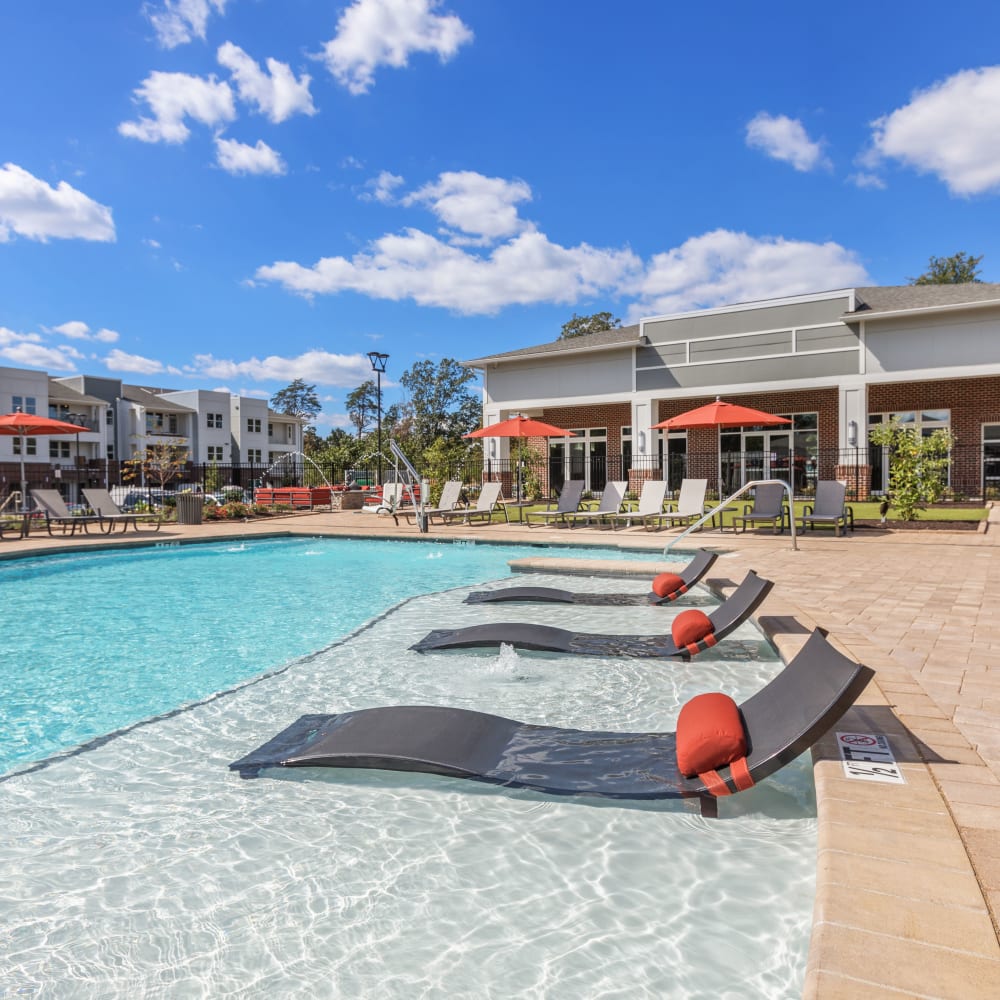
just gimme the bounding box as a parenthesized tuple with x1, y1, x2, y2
(3, 510, 1000, 997)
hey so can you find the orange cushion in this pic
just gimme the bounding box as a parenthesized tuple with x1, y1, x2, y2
(651, 572, 685, 598)
(675, 692, 747, 778)
(671, 609, 714, 648)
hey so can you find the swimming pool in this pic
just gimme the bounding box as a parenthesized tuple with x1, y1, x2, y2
(0, 539, 815, 998)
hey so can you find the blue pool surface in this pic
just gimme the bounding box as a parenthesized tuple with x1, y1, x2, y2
(0, 536, 667, 772)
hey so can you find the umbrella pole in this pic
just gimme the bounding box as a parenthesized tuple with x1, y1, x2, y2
(19, 436, 27, 514)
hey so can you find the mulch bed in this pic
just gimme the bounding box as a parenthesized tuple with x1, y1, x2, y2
(853, 519, 980, 531)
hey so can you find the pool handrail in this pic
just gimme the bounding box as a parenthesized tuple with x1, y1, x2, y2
(665, 479, 798, 552)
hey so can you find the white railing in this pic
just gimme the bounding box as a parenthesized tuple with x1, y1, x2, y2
(389, 440, 427, 531)
(664, 478, 798, 552)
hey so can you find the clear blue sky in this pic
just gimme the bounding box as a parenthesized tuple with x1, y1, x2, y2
(3, 1, 1000, 429)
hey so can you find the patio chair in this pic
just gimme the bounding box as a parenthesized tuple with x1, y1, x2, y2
(657, 479, 709, 531)
(82, 488, 162, 533)
(465, 549, 719, 606)
(560, 481, 628, 528)
(412, 569, 773, 660)
(440, 481, 507, 525)
(797, 480, 854, 536)
(403, 480, 463, 525)
(601, 479, 668, 531)
(525, 480, 585, 528)
(232, 628, 872, 818)
(30, 489, 99, 536)
(727, 483, 787, 534)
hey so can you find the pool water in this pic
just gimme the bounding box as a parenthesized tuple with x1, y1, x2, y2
(0, 536, 661, 773)
(0, 540, 815, 998)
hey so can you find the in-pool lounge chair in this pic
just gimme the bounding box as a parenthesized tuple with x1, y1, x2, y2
(797, 480, 854, 536)
(231, 628, 873, 818)
(525, 480, 585, 528)
(82, 488, 162, 533)
(403, 479, 463, 525)
(560, 481, 628, 528)
(601, 479, 668, 531)
(30, 489, 100, 536)
(465, 549, 718, 607)
(726, 483, 787, 534)
(440, 481, 507, 525)
(657, 479, 709, 531)
(412, 569, 773, 659)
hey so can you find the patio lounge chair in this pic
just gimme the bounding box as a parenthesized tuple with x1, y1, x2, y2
(440, 481, 507, 525)
(412, 570, 773, 659)
(465, 549, 719, 606)
(560, 481, 628, 528)
(657, 479, 709, 530)
(601, 479, 668, 531)
(82, 488, 162, 533)
(797, 480, 854, 536)
(403, 480, 463, 525)
(30, 489, 99, 536)
(727, 483, 787, 534)
(524, 480, 585, 528)
(231, 628, 872, 817)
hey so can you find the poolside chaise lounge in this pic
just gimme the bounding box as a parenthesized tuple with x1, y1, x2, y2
(440, 481, 507, 525)
(796, 480, 854, 536)
(403, 480, 463, 525)
(412, 569, 772, 659)
(601, 479, 668, 531)
(30, 489, 100, 536)
(465, 549, 718, 606)
(726, 483, 787, 534)
(524, 480, 585, 528)
(82, 488, 163, 533)
(559, 481, 628, 528)
(231, 628, 873, 818)
(657, 479, 710, 531)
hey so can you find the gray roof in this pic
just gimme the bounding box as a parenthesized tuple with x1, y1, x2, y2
(122, 384, 196, 414)
(47, 378, 107, 406)
(852, 283, 1000, 315)
(464, 323, 641, 365)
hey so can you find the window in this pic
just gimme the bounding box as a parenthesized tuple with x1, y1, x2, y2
(247, 448, 262, 463)
(868, 409, 952, 494)
(268, 423, 273, 437)
(14, 437, 37, 456)
(12, 395, 36, 415)
(207, 446, 223, 462)
(247, 418, 262, 434)
(207, 412, 223, 428)
(106, 408, 114, 426)
(49, 441, 71, 459)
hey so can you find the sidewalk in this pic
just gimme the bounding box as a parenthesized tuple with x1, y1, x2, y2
(4, 511, 1000, 996)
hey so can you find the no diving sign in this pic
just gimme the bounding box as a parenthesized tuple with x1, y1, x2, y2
(836, 732, 905, 784)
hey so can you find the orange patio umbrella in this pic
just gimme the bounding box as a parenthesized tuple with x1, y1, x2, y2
(465, 415, 577, 501)
(0, 411, 90, 512)
(651, 397, 792, 430)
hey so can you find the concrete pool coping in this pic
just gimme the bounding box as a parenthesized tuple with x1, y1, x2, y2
(3, 513, 1000, 996)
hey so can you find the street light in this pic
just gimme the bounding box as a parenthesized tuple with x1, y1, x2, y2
(367, 351, 389, 486)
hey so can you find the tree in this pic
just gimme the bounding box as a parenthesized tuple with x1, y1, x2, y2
(560, 311, 622, 339)
(868, 418, 955, 520)
(908, 252, 983, 285)
(345, 380, 379, 439)
(122, 443, 189, 494)
(398, 358, 480, 458)
(270, 379, 320, 420)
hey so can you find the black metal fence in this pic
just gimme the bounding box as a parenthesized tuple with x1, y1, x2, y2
(5, 441, 998, 508)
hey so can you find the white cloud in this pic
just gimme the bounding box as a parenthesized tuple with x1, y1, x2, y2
(869, 66, 1000, 196)
(103, 348, 169, 375)
(144, 237, 162, 248)
(0, 163, 115, 243)
(191, 349, 375, 387)
(849, 171, 886, 190)
(626, 229, 869, 320)
(404, 171, 532, 241)
(745, 113, 831, 172)
(50, 321, 120, 344)
(119, 71, 235, 144)
(319, 0, 473, 95)
(146, 0, 229, 49)
(217, 42, 316, 123)
(361, 170, 405, 204)
(0, 326, 85, 371)
(214, 136, 286, 176)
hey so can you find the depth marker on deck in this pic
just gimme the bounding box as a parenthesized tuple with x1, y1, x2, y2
(836, 732, 905, 784)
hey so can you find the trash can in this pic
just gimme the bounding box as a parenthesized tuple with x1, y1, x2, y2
(176, 492, 203, 525)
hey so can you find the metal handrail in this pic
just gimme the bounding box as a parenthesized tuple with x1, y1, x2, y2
(665, 479, 798, 552)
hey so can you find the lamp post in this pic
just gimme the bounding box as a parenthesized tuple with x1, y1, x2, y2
(67, 413, 84, 505)
(367, 351, 389, 486)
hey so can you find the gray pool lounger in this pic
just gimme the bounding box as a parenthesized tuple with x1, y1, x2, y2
(230, 629, 873, 817)
(464, 550, 718, 607)
(412, 570, 772, 659)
